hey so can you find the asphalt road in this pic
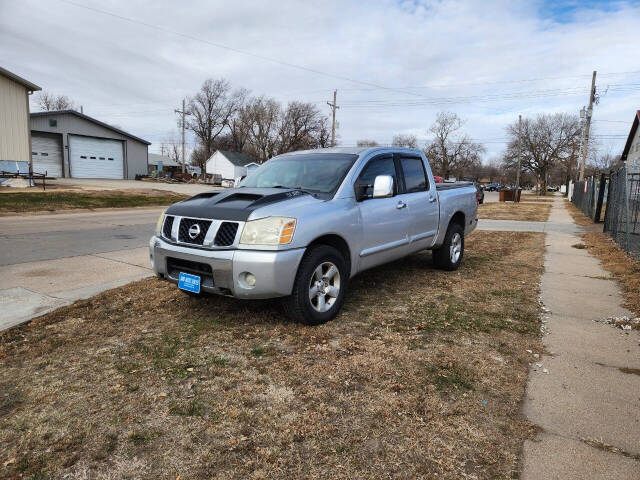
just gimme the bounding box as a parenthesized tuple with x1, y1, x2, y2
(0, 208, 160, 265)
(0, 208, 162, 330)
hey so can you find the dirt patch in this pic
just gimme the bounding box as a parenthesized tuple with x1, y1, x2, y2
(0, 231, 545, 479)
(581, 232, 640, 315)
(0, 190, 188, 214)
(478, 202, 551, 222)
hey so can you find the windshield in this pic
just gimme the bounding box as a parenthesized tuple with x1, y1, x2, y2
(239, 153, 358, 194)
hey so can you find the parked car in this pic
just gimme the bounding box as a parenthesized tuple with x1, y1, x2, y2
(547, 185, 559, 192)
(475, 183, 484, 204)
(485, 183, 501, 191)
(433, 175, 444, 183)
(186, 165, 201, 178)
(150, 147, 478, 325)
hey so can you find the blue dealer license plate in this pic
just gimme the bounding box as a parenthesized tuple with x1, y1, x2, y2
(178, 272, 200, 294)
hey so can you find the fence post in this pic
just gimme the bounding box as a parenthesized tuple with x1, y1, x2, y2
(624, 167, 631, 252)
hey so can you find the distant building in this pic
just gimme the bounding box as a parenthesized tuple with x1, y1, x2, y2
(621, 110, 640, 173)
(0, 67, 41, 169)
(30, 110, 150, 179)
(205, 150, 258, 180)
(148, 153, 179, 176)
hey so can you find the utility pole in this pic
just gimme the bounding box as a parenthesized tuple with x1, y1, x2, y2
(515, 114, 522, 200)
(327, 90, 339, 147)
(174, 99, 187, 174)
(579, 70, 597, 181)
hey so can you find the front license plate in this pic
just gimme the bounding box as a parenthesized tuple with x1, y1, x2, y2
(178, 272, 200, 294)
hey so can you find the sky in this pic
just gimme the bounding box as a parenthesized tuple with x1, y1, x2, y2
(1, 0, 639, 160)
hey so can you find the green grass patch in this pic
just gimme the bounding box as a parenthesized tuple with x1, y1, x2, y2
(0, 191, 187, 213)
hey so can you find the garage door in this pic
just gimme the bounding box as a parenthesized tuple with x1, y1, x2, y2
(31, 133, 63, 177)
(69, 136, 124, 179)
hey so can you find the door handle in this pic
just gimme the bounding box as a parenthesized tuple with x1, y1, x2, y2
(396, 201, 407, 209)
(429, 196, 437, 203)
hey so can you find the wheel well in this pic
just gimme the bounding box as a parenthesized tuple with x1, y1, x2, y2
(450, 211, 465, 230)
(307, 234, 351, 273)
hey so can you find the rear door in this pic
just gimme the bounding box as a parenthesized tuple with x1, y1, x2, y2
(356, 154, 410, 271)
(396, 154, 439, 252)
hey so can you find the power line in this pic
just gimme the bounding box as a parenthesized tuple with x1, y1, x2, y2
(57, 0, 433, 99)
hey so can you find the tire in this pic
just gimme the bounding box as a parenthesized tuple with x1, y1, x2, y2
(283, 245, 348, 325)
(432, 223, 464, 271)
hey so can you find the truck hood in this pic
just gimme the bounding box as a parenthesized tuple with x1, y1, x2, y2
(165, 187, 324, 221)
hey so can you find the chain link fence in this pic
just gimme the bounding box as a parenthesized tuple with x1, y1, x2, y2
(604, 166, 640, 260)
(571, 174, 606, 222)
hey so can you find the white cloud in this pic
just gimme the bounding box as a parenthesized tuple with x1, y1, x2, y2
(1, 0, 638, 158)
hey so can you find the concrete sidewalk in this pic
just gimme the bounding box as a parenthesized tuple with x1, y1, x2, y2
(521, 198, 640, 478)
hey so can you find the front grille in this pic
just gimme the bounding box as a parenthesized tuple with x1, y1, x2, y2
(162, 215, 174, 238)
(178, 218, 212, 245)
(214, 222, 239, 246)
(166, 257, 214, 288)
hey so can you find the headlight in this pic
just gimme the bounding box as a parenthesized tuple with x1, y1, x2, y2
(155, 209, 166, 235)
(240, 217, 297, 245)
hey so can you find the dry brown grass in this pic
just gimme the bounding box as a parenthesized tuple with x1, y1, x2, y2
(478, 202, 551, 222)
(581, 232, 640, 316)
(565, 200, 599, 226)
(519, 194, 555, 203)
(0, 231, 545, 480)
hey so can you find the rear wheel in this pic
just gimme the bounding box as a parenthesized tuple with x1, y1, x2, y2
(283, 245, 348, 325)
(433, 223, 464, 271)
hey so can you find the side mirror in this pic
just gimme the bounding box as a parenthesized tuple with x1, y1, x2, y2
(372, 175, 394, 198)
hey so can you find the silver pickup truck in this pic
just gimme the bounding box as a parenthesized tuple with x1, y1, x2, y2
(149, 147, 478, 324)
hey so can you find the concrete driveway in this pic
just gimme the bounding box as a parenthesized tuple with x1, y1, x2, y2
(0, 207, 160, 330)
(49, 178, 222, 195)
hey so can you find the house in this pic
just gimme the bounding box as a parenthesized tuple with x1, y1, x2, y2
(0, 67, 41, 171)
(205, 150, 258, 180)
(30, 110, 150, 179)
(148, 153, 179, 176)
(621, 110, 640, 173)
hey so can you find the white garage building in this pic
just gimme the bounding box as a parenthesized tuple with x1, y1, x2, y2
(30, 110, 150, 179)
(205, 150, 258, 180)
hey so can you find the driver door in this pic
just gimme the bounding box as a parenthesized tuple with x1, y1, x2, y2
(356, 154, 410, 271)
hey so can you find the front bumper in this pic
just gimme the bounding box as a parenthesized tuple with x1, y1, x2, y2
(149, 236, 305, 299)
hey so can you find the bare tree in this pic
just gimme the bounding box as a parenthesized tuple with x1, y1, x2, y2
(186, 79, 247, 170)
(37, 91, 75, 111)
(278, 101, 328, 153)
(243, 96, 281, 163)
(392, 134, 418, 148)
(356, 139, 379, 147)
(502, 113, 581, 194)
(423, 112, 485, 178)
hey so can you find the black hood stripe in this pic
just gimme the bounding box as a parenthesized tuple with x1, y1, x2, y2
(165, 188, 310, 221)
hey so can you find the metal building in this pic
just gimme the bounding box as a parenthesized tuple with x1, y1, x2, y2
(0, 66, 41, 165)
(30, 110, 150, 179)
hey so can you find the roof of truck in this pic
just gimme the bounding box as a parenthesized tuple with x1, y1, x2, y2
(278, 146, 423, 156)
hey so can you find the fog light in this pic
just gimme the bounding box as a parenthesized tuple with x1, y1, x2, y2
(245, 273, 256, 287)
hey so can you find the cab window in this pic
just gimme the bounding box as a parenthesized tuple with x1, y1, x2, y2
(357, 156, 397, 198)
(400, 157, 428, 193)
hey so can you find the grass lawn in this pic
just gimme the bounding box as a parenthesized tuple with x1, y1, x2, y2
(478, 202, 551, 221)
(0, 190, 188, 214)
(0, 231, 545, 479)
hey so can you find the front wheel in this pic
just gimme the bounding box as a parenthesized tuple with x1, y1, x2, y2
(283, 245, 348, 325)
(432, 223, 464, 271)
